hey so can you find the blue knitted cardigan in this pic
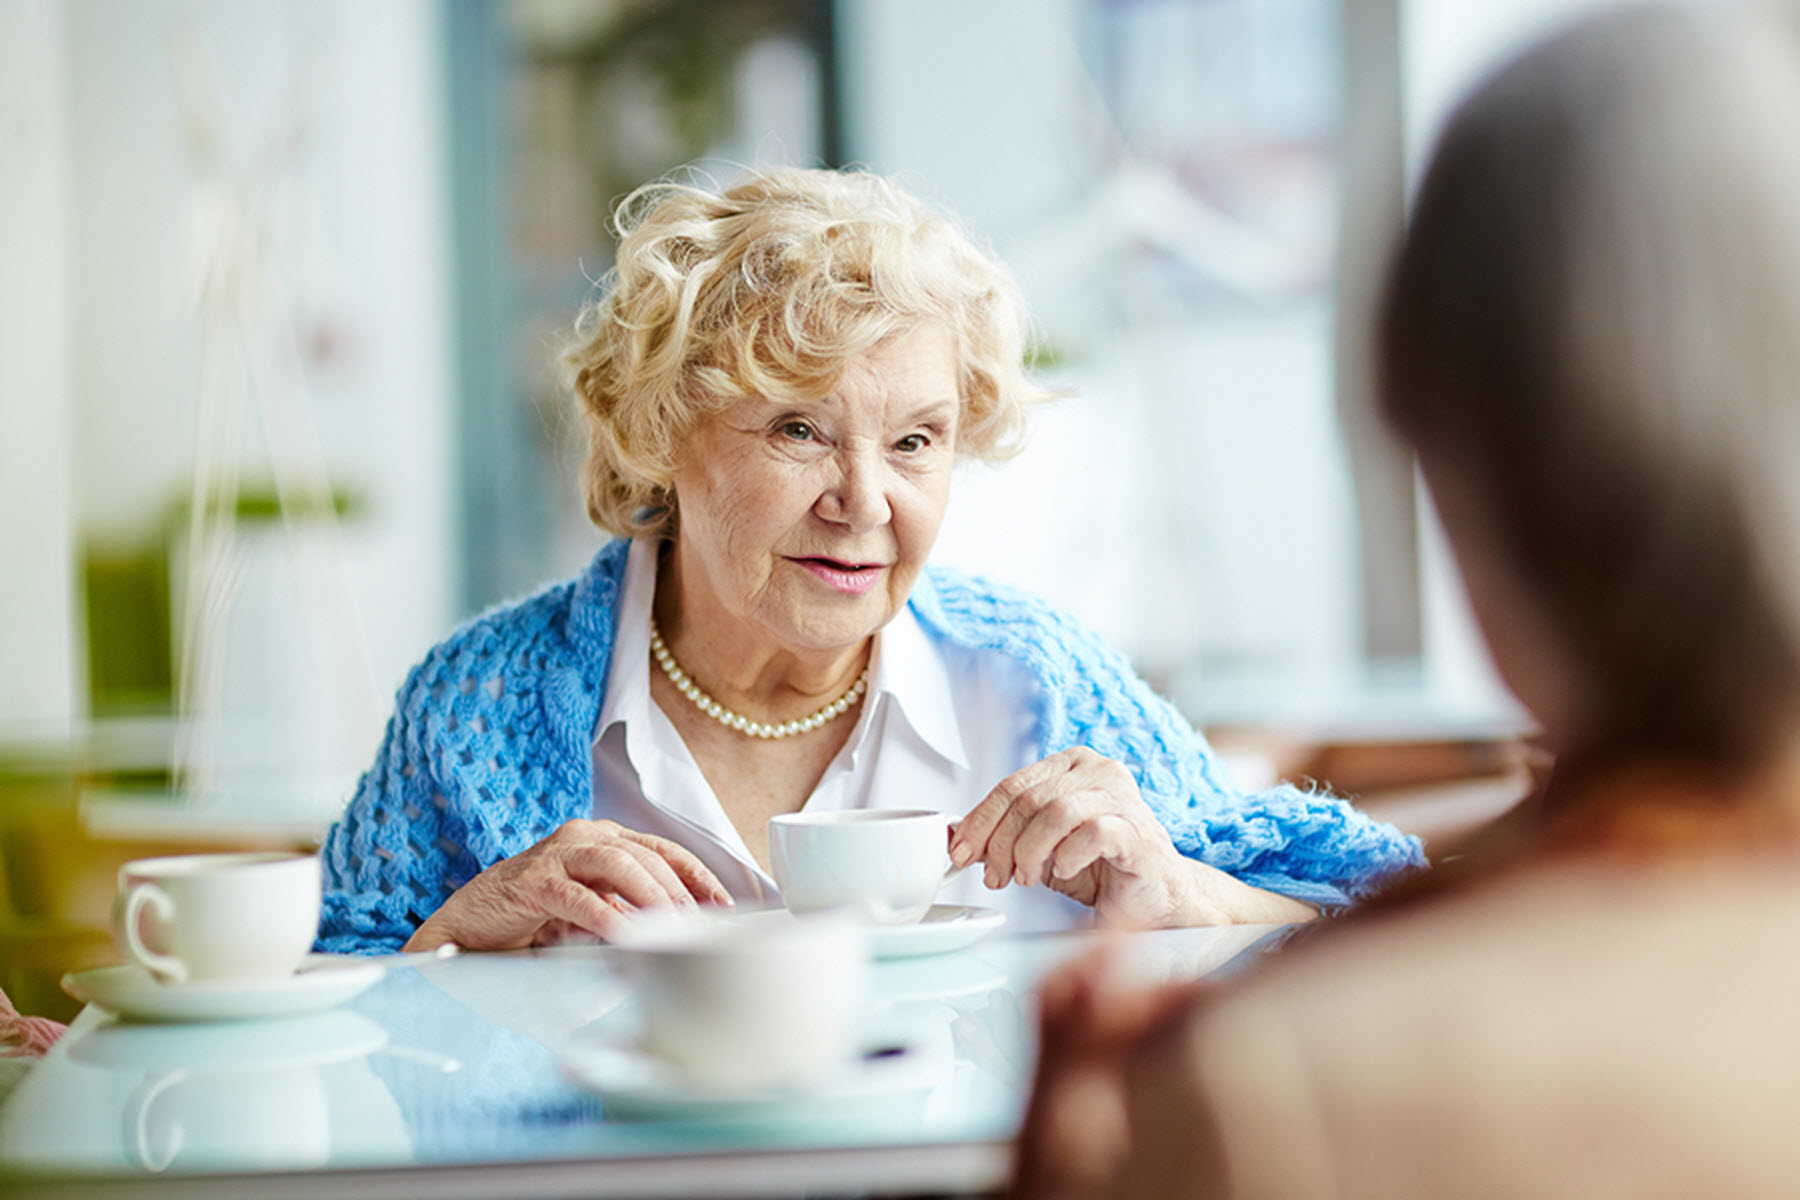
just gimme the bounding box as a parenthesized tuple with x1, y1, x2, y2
(317, 539, 1424, 953)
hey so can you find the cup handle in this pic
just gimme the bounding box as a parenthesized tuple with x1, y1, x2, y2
(127, 1069, 187, 1172)
(121, 883, 187, 984)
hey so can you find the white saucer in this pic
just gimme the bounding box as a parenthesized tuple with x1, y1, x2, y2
(62, 958, 386, 1024)
(67, 1008, 389, 1072)
(725, 905, 1005, 960)
(869, 905, 1005, 959)
(871, 951, 1008, 1003)
(562, 1023, 940, 1124)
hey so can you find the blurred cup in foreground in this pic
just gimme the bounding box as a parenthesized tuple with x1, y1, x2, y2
(112, 852, 321, 985)
(612, 910, 868, 1091)
(769, 809, 961, 924)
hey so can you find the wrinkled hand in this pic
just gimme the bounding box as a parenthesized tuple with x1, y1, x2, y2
(950, 748, 1319, 928)
(1010, 945, 1216, 1200)
(950, 748, 1208, 927)
(404, 820, 731, 952)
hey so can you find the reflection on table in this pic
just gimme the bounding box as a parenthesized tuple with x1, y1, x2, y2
(0, 921, 1290, 1197)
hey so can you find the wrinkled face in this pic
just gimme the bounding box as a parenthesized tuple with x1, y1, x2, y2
(668, 325, 961, 653)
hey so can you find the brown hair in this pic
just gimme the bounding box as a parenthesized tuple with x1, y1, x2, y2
(1377, 1, 1800, 766)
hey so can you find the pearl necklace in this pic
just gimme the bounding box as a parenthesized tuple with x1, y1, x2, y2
(648, 619, 869, 739)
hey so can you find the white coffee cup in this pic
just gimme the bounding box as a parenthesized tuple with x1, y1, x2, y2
(611, 910, 868, 1092)
(768, 809, 963, 924)
(112, 852, 322, 985)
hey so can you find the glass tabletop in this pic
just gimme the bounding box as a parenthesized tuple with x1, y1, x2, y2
(0, 922, 1291, 1198)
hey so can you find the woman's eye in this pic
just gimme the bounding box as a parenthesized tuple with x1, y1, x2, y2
(778, 420, 816, 443)
(895, 433, 928, 453)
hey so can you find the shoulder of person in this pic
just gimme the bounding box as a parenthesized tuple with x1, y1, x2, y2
(912, 563, 1184, 746)
(397, 539, 629, 703)
(915, 563, 1113, 653)
(1207, 861, 1800, 1034)
(1179, 866, 1800, 1197)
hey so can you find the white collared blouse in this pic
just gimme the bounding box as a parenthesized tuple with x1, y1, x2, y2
(592, 537, 1090, 932)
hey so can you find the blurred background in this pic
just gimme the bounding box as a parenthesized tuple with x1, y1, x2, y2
(0, 0, 1623, 1014)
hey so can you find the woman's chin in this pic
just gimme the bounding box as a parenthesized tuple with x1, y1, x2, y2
(764, 598, 897, 653)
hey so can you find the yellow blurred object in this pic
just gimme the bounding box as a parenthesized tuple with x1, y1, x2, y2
(0, 749, 318, 1024)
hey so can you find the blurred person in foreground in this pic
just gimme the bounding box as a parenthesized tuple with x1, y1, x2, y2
(316, 167, 1421, 954)
(1012, 3, 1800, 1197)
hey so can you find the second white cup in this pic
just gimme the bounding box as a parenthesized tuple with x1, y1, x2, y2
(112, 852, 322, 985)
(612, 910, 868, 1092)
(768, 809, 961, 924)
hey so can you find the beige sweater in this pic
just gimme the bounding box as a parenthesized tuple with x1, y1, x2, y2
(1119, 863, 1800, 1199)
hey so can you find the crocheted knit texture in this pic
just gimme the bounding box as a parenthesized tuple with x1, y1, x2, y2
(318, 539, 1425, 953)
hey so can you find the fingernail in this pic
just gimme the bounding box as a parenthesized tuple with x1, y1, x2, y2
(984, 867, 1000, 890)
(950, 843, 972, 868)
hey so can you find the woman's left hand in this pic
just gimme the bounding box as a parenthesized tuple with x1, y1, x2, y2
(1010, 945, 1218, 1200)
(950, 747, 1317, 928)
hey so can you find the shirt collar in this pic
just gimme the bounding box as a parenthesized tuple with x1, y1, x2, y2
(595, 536, 660, 740)
(597, 537, 968, 772)
(865, 600, 970, 772)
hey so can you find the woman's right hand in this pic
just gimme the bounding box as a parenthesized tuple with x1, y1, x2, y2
(403, 819, 732, 952)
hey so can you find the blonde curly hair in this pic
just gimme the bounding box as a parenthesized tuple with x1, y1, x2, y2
(563, 167, 1047, 537)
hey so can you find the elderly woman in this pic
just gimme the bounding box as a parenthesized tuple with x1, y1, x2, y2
(317, 167, 1420, 954)
(1012, 4, 1800, 1197)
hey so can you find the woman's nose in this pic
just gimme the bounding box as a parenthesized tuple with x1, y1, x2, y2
(817, 449, 892, 530)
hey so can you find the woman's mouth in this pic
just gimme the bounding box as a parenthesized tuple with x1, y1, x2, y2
(792, 556, 885, 595)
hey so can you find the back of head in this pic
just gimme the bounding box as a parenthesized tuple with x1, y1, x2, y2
(1379, 1, 1800, 768)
